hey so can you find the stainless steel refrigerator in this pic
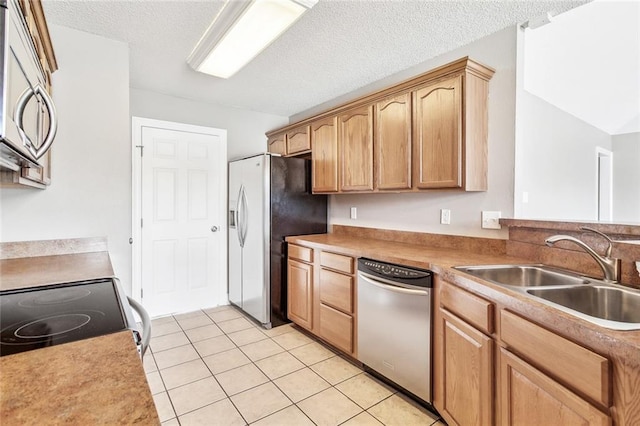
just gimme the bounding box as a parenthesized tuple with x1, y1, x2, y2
(228, 153, 327, 328)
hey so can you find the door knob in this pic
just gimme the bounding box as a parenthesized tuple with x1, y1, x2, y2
(211, 226, 219, 232)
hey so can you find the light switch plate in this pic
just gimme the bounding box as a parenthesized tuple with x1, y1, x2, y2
(350, 207, 357, 220)
(482, 211, 502, 229)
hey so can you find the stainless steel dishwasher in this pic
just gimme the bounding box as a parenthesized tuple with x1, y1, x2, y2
(357, 258, 433, 403)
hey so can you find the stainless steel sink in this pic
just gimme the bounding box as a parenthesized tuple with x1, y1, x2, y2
(453, 264, 640, 330)
(453, 264, 590, 287)
(527, 286, 640, 324)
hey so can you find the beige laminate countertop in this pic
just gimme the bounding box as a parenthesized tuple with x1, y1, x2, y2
(0, 331, 159, 425)
(286, 233, 525, 270)
(0, 251, 115, 291)
(286, 234, 640, 352)
(0, 249, 159, 424)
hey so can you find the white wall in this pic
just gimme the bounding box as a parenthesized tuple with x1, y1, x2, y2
(515, 91, 611, 221)
(612, 132, 640, 222)
(293, 27, 517, 238)
(130, 89, 287, 161)
(0, 26, 133, 291)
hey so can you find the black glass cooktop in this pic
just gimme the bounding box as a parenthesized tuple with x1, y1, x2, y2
(0, 278, 129, 357)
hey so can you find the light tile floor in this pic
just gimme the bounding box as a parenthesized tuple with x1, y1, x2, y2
(144, 305, 445, 426)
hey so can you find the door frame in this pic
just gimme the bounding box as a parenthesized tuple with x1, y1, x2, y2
(131, 116, 228, 306)
(595, 146, 613, 221)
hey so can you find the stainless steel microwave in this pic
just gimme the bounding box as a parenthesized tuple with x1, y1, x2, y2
(0, 0, 57, 171)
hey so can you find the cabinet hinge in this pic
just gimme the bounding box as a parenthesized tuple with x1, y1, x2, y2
(141, 218, 143, 228)
(135, 145, 144, 156)
(141, 288, 143, 298)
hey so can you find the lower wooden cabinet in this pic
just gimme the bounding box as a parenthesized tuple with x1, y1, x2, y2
(435, 279, 613, 426)
(287, 258, 313, 330)
(286, 243, 356, 357)
(500, 349, 610, 426)
(439, 309, 494, 426)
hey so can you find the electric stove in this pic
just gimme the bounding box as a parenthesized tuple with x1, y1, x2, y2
(0, 278, 140, 357)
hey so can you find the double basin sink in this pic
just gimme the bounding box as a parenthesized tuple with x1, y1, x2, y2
(453, 264, 640, 330)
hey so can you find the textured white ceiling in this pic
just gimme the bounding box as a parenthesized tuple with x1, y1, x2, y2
(43, 0, 588, 118)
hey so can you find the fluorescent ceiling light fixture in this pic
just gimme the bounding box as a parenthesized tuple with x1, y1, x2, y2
(188, 0, 317, 78)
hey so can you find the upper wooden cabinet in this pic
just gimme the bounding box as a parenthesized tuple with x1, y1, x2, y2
(375, 93, 412, 190)
(413, 75, 462, 189)
(267, 133, 286, 156)
(311, 116, 339, 193)
(339, 106, 373, 192)
(286, 125, 311, 155)
(266, 57, 494, 194)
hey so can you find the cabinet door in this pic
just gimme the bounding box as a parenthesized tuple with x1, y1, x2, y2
(287, 259, 313, 330)
(311, 116, 339, 193)
(286, 125, 311, 155)
(339, 105, 373, 191)
(375, 93, 411, 190)
(439, 309, 493, 426)
(500, 349, 610, 426)
(268, 133, 286, 156)
(413, 75, 462, 189)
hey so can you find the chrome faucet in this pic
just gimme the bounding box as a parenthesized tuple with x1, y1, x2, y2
(545, 227, 621, 283)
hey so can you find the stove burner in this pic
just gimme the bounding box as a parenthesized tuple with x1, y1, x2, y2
(14, 314, 92, 339)
(0, 278, 133, 357)
(18, 288, 92, 308)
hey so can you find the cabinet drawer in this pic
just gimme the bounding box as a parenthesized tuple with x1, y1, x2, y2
(320, 251, 353, 274)
(289, 244, 313, 263)
(319, 303, 353, 354)
(441, 282, 494, 334)
(319, 269, 353, 313)
(500, 310, 611, 407)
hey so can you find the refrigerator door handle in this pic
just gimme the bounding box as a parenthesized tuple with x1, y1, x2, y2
(236, 185, 245, 247)
(240, 185, 249, 246)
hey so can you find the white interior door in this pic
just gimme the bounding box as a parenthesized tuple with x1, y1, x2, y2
(132, 117, 227, 318)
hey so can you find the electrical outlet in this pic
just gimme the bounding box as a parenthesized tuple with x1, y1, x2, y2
(440, 209, 451, 225)
(350, 207, 357, 220)
(482, 211, 502, 229)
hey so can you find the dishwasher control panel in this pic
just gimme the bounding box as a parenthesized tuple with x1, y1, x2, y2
(358, 258, 433, 288)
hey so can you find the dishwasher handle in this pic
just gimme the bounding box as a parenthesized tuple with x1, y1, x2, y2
(359, 272, 430, 296)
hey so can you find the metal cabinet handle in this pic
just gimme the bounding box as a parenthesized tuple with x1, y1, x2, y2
(15, 84, 58, 160)
(211, 225, 219, 232)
